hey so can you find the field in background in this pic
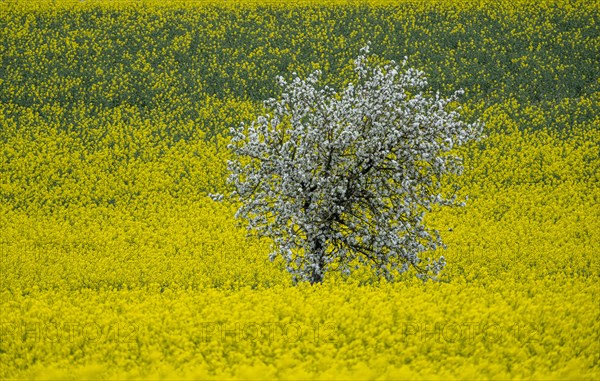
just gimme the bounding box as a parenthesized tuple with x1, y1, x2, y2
(1, 0, 599, 379)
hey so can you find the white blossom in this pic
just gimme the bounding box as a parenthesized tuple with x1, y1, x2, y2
(227, 46, 483, 284)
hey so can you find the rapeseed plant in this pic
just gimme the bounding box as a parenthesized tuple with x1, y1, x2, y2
(1, 0, 597, 379)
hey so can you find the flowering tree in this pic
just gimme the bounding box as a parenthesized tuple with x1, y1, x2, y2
(225, 46, 482, 284)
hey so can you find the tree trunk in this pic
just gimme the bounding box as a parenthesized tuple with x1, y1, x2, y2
(308, 236, 326, 284)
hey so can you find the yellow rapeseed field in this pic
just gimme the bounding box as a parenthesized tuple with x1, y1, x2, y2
(1, 0, 598, 379)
